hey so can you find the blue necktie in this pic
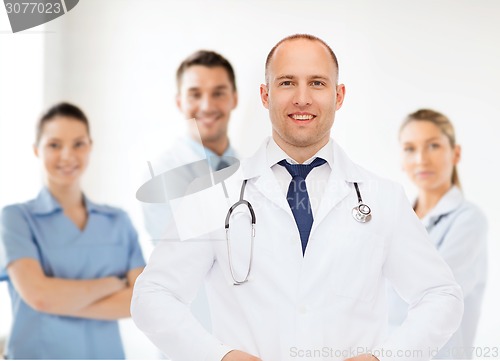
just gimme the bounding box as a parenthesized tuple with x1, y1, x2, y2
(278, 157, 326, 255)
(216, 159, 230, 171)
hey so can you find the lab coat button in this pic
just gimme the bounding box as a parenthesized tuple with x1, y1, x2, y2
(298, 305, 307, 314)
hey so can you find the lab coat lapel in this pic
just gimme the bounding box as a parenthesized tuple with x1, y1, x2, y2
(241, 139, 292, 216)
(311, 141, 366, 232)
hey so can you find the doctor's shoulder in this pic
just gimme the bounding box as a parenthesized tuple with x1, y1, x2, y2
(444, 199, 489, 235)
(458, 199, 487, 225)
(153, 138, 206, 172)
(349, 161, 408, 201)
(86, 200, 134, 225)
(1, 200, 37, 229)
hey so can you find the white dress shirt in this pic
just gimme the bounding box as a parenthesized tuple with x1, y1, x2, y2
(267, 138, 333, 218)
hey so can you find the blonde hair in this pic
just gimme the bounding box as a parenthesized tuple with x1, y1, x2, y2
(400, 109, 461, 188)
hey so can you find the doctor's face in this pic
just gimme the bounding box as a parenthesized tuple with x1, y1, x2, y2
(34, 116, 92, 189)
(177, 65, 238, 148)
(260, 39, 345, 153)
(400, 120, 460, 193)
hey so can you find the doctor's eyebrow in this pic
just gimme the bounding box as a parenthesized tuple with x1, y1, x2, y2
(274, 75, 331, 82)
(274, 75, 295, 82)
(308, 75, 330, 81)
(402, 137, 442, 145)
(424, 137, 443, 142)
(187, 84, 231, 92)
(45, 135, 88, 142)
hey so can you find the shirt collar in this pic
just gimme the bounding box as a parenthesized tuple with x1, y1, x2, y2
(29, 187, 115, 216)
(29, 187, 62, 215)
(183, 135, 236, 169)
(420, 186, 464, 227)
(184, 135, 236, 158)
(242, 137, 369, 182)
(267, 137, 334, 169)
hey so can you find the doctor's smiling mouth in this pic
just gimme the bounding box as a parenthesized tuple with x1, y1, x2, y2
(289, 112, 316, 125)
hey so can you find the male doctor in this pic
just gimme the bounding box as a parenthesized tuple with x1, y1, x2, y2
(140, 50, 239, 333)
(142, 49, 239, 242)
(132, 34, 463, 361)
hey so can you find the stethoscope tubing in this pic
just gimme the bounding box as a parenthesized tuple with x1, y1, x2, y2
(225, 180, 255, 285)
(225, 180, 371, 285)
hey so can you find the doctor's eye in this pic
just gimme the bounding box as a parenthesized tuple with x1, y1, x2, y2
(311, 80, 326, 87)
(213, 90, 227, 98)
(279, 80, 293, 87)
(403, 146, 415, 153)
(188, 92, 202, 100)
(74, 141, 87, 149)
(429, 143, 441, 150)
(47, 142, 61, 149)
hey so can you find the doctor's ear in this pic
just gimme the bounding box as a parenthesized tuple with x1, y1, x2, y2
(260, 84, 269, 109)
(33, 144, 39, 158)
(175, 94, 184, 112)
(453, 144, 462, 165)
(335, 84, 346, 110)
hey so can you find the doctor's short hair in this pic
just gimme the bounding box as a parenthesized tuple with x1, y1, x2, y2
(35, 102, 91, 146)
(265, 34, 340, 85)
(176, 50, 237, 92)
(400, 109, 461, 188)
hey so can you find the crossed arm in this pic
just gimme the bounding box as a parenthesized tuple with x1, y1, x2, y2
(8, 258, 144, 320)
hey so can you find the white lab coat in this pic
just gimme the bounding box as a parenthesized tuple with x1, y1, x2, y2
(387, 186, 488, 359)
(132, 138, 463, 361)
(141, 136, 238, 241)
(140, 136, 238, 333)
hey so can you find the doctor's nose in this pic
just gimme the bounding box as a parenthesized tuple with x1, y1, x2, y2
(199, 95, 216, 113)
(60, 146, 76, 160)
(292, 86, 312, 107)
(415, 149, 429, 164)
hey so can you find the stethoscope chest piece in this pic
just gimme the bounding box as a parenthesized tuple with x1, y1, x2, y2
(352, 204, 371, 223)
(352, 182, 372, 223)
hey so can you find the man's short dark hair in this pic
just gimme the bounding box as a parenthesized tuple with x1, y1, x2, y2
(265, 34, 339, 84)
(176, 50, 237, 92)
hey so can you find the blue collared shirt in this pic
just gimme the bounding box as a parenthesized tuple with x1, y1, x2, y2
(0, 188, 146, 359)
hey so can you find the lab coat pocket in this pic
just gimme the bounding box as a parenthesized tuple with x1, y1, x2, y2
(329, 230, 385, 302)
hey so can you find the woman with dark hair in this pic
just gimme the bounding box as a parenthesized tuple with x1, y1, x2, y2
(0, 102, 145, 359)
(388, 109, 488, 359)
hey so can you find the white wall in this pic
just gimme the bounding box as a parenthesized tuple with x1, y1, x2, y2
(0, 6, 44, 346)
(1, 0, 499, 358)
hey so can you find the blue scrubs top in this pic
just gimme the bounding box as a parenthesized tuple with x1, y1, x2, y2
(0, 188, 146, 359)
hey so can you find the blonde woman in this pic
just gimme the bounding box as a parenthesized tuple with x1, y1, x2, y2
(388, 109, 488, 359)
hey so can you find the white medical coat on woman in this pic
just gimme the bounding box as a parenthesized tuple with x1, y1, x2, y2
(132, 138, 463, 361)
(387, 186, 488, 359)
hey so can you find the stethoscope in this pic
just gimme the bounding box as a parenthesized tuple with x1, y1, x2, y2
(351, 182, 372, 223)
(224, 180, 372, 285)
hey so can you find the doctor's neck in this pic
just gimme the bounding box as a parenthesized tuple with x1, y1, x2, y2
(46, 181, 84, 210)
(414, 184, 452, 219)
(272, 132, 330, 164)
(192, 134, 229, 157)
